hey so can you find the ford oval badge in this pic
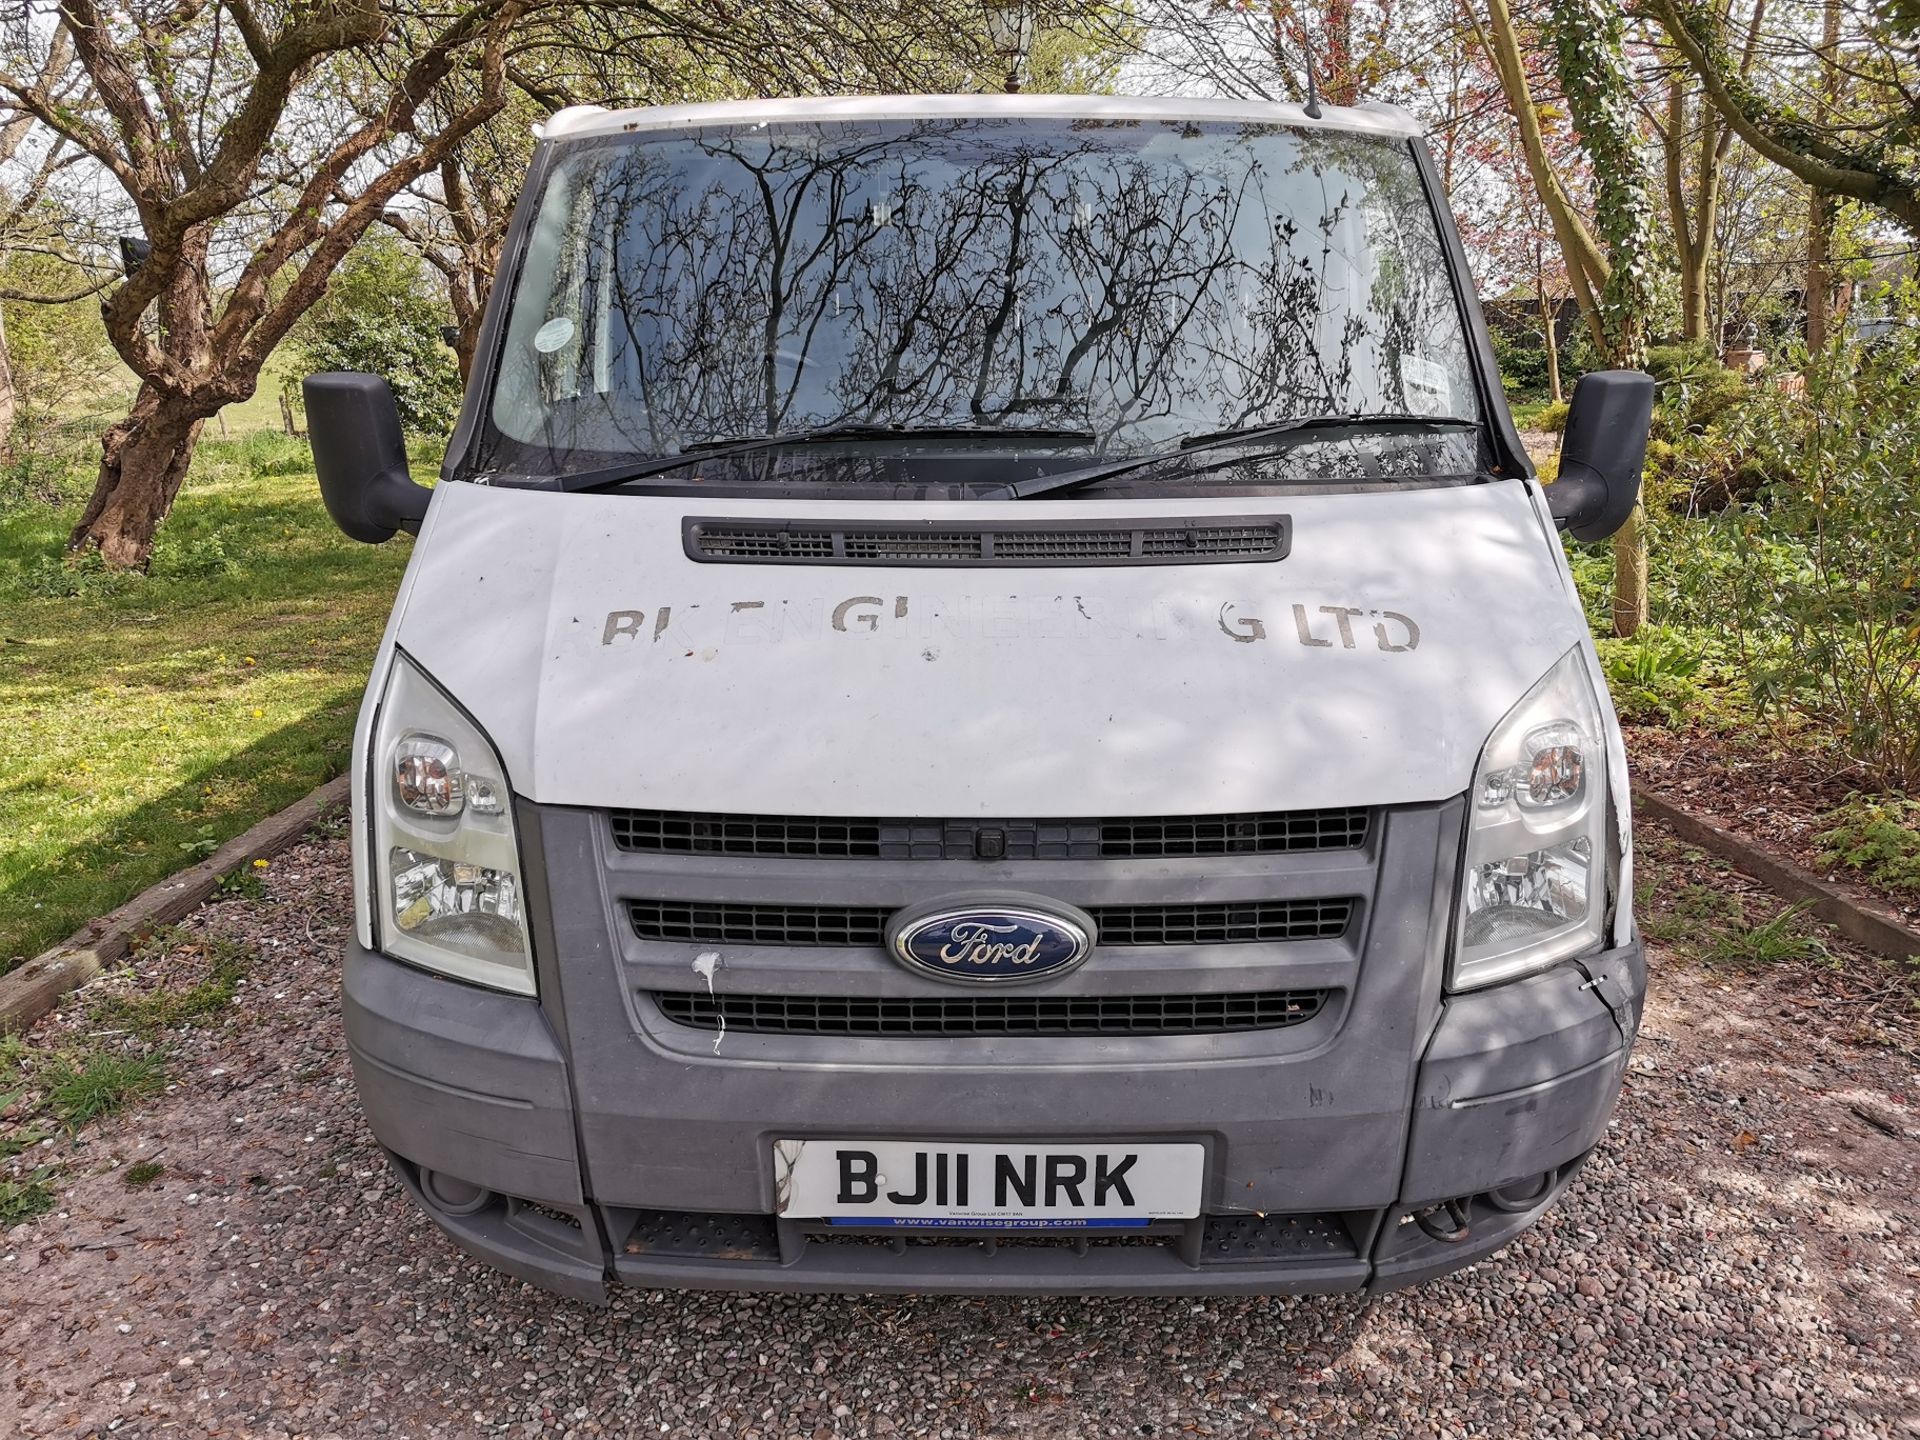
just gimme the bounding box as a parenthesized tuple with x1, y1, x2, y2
(888, 895, 1096, 985)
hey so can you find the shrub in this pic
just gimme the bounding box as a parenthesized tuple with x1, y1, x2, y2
(1595, 627, 1706, 725)
(1717, 312, 1920, 788)
(1646, 342, 1750, 439)
(0, 275, 129, 510)
(0, 450, 93, 511)
(1536, 400, 1570, 434)
(1491, 327, 1554, 400)
(294, 233, 461, 439)
(238, 429, 313, 478)
(1816, 795, 1920, 894)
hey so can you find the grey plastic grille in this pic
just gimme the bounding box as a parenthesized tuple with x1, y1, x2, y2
(650, 988, 1329, 1037)
(1092, 899, 1354, 946)
(694, 528, 838, 560)
(989, 529, 1135, 560)
(1141, 524, 1284, 557)
(608, 807, 1369, 860)
(618, 1207, 1358, 1262)
(842, 530, 983, 561)
(626, 898, 1353, 948)
(683, 516, 1289, 567)
(629, 900, 888, 948)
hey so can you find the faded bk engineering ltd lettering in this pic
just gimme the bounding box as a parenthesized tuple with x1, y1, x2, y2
(600, 597, 1421, 652)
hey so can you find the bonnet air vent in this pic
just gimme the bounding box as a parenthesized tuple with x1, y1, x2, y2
(683, 516, 1290, 567)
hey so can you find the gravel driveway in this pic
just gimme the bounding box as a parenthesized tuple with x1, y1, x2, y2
(3, 824, 1916, 1439)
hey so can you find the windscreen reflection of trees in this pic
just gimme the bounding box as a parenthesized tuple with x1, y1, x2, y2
(523, 121, 1475, 457)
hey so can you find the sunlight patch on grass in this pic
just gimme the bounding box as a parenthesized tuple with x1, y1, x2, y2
(0, 434, 414, 969)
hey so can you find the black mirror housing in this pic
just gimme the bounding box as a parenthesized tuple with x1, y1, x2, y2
(1546, 369, 1655, 542)
(302, 372, 433, 543)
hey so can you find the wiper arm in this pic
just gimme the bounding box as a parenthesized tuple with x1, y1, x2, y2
(1175, 413, 1473, 449)
(686, 422, 1096, 449)
(1000, 413, 1476, 501)
(553, 422, 1095, 494)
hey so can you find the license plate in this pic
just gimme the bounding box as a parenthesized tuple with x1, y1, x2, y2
(774, 1139, 1204, 1228)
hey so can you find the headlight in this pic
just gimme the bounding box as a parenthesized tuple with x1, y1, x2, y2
(1452, 646, 1611, 991)
(370, 653, 535, 995)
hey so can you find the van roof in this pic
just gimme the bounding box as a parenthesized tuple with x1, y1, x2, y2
(537, 93, 1422, 144)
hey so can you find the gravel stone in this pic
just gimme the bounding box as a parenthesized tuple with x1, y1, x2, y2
(1, 829, 1916, 1438)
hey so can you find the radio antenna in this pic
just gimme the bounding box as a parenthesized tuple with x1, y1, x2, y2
(1303, 45, 1324, 119)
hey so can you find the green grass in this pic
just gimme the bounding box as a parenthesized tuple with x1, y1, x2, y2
(104, 933, 254, 1034)
(0, 1169, 56, 1224)
(122, 1160, 164, 1187)
(1701, 902, 1830, 969)
(42, 1049, 168, 1127)
(0, 429, 416, 971)
(1637, 879, 1742, 947)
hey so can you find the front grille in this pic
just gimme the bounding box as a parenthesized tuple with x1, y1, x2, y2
(627, 898, 1352, 948)
(1092, 899, 1352, 946)
(609, 807, 1369, 860)
(683, 516, 1290, 567)
(650, 988, 1330, 1036)
(629, 900, 889, 948)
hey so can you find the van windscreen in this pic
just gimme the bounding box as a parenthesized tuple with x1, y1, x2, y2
(482, 118, 1482, 482)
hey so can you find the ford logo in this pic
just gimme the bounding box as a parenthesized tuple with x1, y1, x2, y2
(888, 895, 1096, 984)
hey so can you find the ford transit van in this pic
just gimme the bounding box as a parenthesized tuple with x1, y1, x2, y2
(306, 95, 1653, 1301)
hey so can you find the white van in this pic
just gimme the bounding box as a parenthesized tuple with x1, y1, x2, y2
(306, 95, 1653, 1301)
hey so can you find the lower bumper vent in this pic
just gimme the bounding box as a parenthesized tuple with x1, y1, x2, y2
(627, 898, 1353, 949)
(649, 988, 1330, 1037)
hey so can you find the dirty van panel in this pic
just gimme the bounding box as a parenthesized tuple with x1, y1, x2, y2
(331, 95, 1650, 1300)
(387, 477, 1584, 818)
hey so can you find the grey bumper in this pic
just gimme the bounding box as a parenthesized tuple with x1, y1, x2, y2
(342, 935, 1645, 1302)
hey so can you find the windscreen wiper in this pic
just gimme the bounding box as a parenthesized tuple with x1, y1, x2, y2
(998, 413, 1477, 501)
(551, 422, 1096, 494)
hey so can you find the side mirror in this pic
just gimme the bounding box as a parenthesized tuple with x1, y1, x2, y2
(302, 372, 433, 543)
(1546, 369, 1655, 542)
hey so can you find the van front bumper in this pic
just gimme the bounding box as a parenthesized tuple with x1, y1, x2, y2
(342, 934, 1645, 1303)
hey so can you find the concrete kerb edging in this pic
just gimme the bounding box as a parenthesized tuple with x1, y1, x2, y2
(1634, 786, 1920, 964)
(0, 774, 352, 1037)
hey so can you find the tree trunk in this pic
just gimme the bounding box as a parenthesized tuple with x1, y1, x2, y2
(453, 305, 483, 385)
(1543, 296, 1564, 405)
(66, 384, 209, 569)
(0, 306, 15, 455)
(1612, 502, 1649, 638)
(1806, 186, 1832, 351)
(1805, 0, 1843, 353)
(1469, 0, 1612, 350)
(1662, 74, 1725, 346)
